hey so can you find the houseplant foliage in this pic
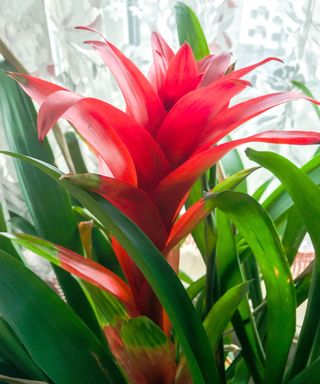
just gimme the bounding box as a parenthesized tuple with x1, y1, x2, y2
(1, 2, 320, 383)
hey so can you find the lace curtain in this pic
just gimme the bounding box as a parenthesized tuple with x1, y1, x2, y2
(0, 0, 319, 279)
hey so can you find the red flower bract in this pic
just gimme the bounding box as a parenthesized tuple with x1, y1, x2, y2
(10, 29, 320, 327)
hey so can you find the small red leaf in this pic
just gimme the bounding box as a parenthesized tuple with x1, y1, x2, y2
(77, 26, 166, 135)
(156, 78, 250, 167)
(154, 130, 320, 227)
(200, 53, 232, 86)
(149, 32, 174, 93)
(195, 91, 320, 152)
(160, 43, 202, 109)
(64, 173, 168, 248)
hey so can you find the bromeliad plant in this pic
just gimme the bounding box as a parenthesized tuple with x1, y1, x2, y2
(1, 2, 320, 384)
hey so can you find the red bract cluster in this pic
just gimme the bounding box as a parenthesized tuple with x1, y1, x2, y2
(11, 28, 320, 328)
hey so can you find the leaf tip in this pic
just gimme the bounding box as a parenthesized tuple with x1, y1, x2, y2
(60, 173, 101, 189)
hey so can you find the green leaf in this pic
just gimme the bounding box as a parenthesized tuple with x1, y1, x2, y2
(227, 358, 250, 384)
(0, 151, 220, 384)
(0, 357, 25, 380)
(220, 136, 247, 193)
(0, 318, 47, 381)
(262, 153, 320, 222)
(91, 227, 125, 279)
(0, 375, 47, 384)
(1, 232, 134, 310)
(179, 271, 193, 285)
(187, 276, 205, 300)
(252, 178, 273, 201)
(64, 131, 88, 174)
(216, 209, 265, 380)
(216, 210, 240, 291)
(0, 250, 126, 384)
(214, 167, 259, 194)
(0, 66, 78, 249)
(295, 263, 313, 307)
(0, 203, 22, 260)
(81, 283, 129, 327)
(203, 282, 249, 353)
(175, 167, 259, 257)
(246, 148, 320, 380)
(121, 316, 167, 347)
(0, 66, 101, 337)
(287, 356, 320, 384)
(109, 317, 176, 384)
(242, 248, 263, 309)
(8, 212, 37, 236)
(184, 180, 207, 257)
(282, 206, 305, 265)
(206, 191, 296, 383)
(175, 2, 210, 60)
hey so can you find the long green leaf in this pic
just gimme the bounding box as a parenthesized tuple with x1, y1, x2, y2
(0, 66, 101, 336)
(262, 153, 320, 221)
(0, 151, 219, 384)
(287, 356, 320, 384)
(216, 204, 265, 383)
(247, 148, 320, 380)
(175, 2, 210, 60)
(0, 66, 78, 248)
(0, 318, 47, 381)
(0, 375, 47, 384)
(8, 212, 37, 236)
(206, 191, 296, 383)
(252, 178, 273, 201)
(185, 180, 208, 257)
(203, 282, 249, 353)
(220, 137, 247, 193)
(282, 206, 305, 265)
(64, 131, 88, 174)
(0, 203, 21, 260)
(0, 250, 126, 384)
(187, 276, 205, 300)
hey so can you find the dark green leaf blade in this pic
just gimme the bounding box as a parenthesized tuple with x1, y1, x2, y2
(216, 209, 264, 382)
(0, 250, 126, 384)
(246, 148, 320, 380)
(262, 152, 320, 222)
(206, 191, 296, 383)
(282, 206, 305, 265)
(0, 318, 47, 381)
(203, 282, 249, 353)
(287, 356, 320, 384)
(0, 203, 22, 260)
(0, 66, 101, 337)
(220, 136, 246, 193)
(0, 375, 47, 384)
(175, 2, 210, 60)
(64, 131, 88, 174)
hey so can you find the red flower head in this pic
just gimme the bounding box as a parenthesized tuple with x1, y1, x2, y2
(10, 29, 320, 328)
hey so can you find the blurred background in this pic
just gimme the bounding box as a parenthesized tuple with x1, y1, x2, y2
(0, 0, 318, 282)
